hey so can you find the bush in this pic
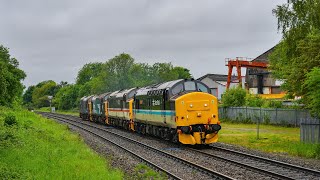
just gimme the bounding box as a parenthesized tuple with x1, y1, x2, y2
(246, 94, 264, 107)
(263, 100, 283, 108)
(4, 115, 17, 126)
(221, 87, 246, 107)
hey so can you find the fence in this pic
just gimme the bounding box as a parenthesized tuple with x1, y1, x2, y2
(300, 119, 320, 143)
(218, 107, 315, 127)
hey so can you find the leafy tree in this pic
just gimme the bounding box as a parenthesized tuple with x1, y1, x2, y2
(32, 80, 57, 108)
(23, 85, 35, 105)
(78, 83, 92, 98)
(105, 53, 135, 90)
(0, 45, 26, 106)
(304, 67, 320, 117)
(221, 88, 246, 107)
(76, 62, 104, 85)
(172, 67, 192, 79)
(58, 81, 68, 88)
(270, 0, 320, 97)
(54, 84, 80, 110)
(130, 63, 153, 87)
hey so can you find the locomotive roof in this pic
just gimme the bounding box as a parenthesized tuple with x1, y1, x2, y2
(87, 95, 94, 101)
(135, 79, 184, 96)
(82, 95, 94, 101)
(91, 95, 101, 102)
(109, 90, 120, 98)
(115, 87, 137, 98)
(157, 79, 183, 89)
(98, 92, 111, 99)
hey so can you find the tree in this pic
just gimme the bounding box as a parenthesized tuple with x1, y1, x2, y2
(304, 67, 320, 117)
(48, 53, 193, 110)
(172, 66, 192, 79)
(54, 84, 80, 110)
(270, 0, 320, 97)
(221, 88, 246, 107)
(76, 62, 104, 85)
(0, 45, 26, 106)
(23, 85, 35, 105)
(32, 80, 57, 108)
(150, 63, 191, 84)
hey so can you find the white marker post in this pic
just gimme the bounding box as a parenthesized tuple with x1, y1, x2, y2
(48, 96, 53, 113)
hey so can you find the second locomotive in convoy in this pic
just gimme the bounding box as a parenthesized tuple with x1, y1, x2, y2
(79, 79, 221, 145)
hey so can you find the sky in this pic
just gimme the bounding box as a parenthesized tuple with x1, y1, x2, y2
(0, 0, 285, 88)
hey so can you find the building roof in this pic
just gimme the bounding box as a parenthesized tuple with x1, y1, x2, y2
(252, 46, 276, 62)
(197, 74, 237, 82)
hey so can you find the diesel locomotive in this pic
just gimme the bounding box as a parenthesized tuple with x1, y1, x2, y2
(79, 79, 221, 145)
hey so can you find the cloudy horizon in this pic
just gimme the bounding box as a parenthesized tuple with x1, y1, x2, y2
(0, 0, 285, 88)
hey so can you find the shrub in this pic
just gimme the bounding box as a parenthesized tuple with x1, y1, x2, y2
(4, 115, 17, 126)
(246, 94, 264, 107)
(263, 100, 283, 108)
(221, 87, 246, 107)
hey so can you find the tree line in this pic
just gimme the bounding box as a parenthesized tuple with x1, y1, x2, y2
(23, 53, 191, 110)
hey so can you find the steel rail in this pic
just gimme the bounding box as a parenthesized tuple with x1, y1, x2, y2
(210, 146, 320, 176)
(40, 113, 181, 180)
(187, 148, 295, 180)
(40, 112, 234, 180)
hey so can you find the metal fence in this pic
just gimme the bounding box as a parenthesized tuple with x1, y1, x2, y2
(300, 119, 320, 143)
(218, 107, 315, 127)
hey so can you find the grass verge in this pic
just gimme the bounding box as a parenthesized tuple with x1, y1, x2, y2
(38, 107, 79, 116)
(130, 164, 167, 179)
(0, 106, 123, 179)
(219, 121, 320, 159)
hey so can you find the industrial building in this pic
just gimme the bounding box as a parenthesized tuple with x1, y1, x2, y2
(197, 74, 245, 100)
(245, 47, 284, 98)
(199, 46, 285, 99)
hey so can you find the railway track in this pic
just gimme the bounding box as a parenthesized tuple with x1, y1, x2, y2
(187, 147, 320, 180)
(38, 112, 234, 180)
(39, 112, 320, 180)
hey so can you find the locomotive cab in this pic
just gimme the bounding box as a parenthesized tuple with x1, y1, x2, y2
(170, 80, 221, 145)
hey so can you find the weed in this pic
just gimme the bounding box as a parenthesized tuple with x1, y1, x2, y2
(242, 118, 253, 124)
(264, 114, 271, 125)
(0, 163, 30, 179)
(132, 164, 167, 180)
(4, 114, 17, 126)
(314, 144, 320, 159)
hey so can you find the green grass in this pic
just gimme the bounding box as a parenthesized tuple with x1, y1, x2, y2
(38, 107, 79, 116)
(129, 164, 167, 179)
(0, 106, 123, 179)
(219, 121, 320, 159)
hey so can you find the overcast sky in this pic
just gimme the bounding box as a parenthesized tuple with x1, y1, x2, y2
(0, 0, 285, 88)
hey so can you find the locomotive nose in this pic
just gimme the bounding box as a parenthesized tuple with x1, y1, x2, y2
(175, 92, 220, 145)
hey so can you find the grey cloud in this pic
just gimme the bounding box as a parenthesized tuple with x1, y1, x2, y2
(0, 0, 285, 87)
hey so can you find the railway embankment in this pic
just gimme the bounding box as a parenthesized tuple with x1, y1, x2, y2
(0, 107, 123, 179)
